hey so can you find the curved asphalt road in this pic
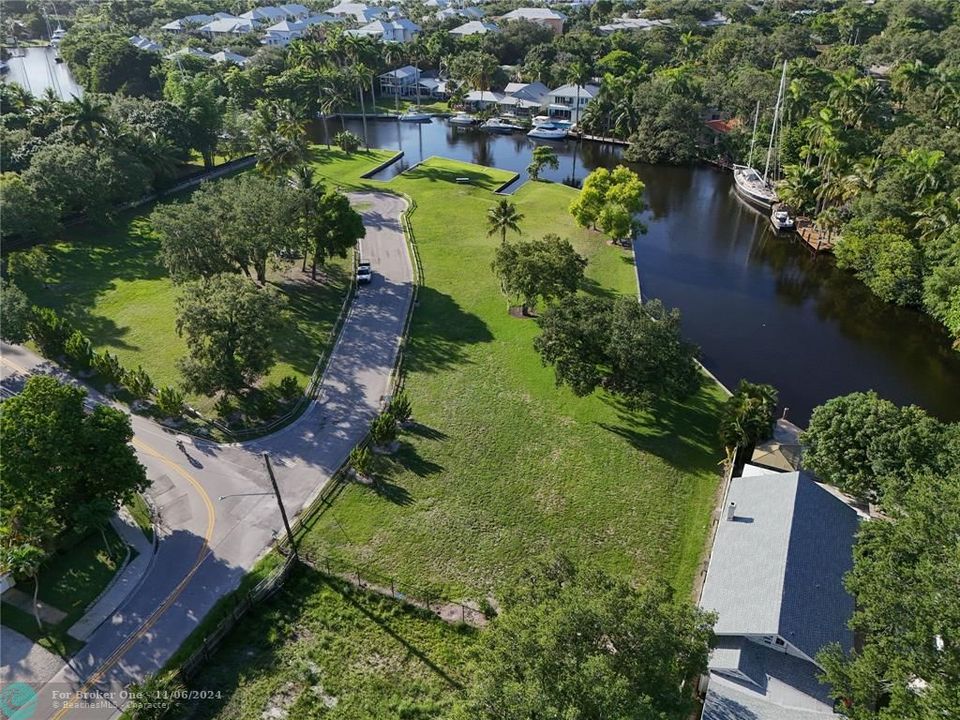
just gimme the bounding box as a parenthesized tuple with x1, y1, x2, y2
(0, 192, 412, 719)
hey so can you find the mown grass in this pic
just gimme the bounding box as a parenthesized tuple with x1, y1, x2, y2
(0, 525, 128, 657)
(13, 147, 393, 419)
(298, 158, 726, 600)
(176, 566, 475, 720)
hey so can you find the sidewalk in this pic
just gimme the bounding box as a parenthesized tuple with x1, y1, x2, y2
(67, 511, 156, 642)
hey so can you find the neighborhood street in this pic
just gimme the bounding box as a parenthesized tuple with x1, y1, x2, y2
(0, 192, 412, 719)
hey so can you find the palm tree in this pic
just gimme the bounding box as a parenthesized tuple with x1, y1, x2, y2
(62, 94, 111, 146)
(566, 60, 590, 127)
(777, 164, 821, 214)
(256, 130, 306, 178)
(900, 148, 946, 201)
(487, 199, 524, 243)
(717, 380, 778, 469)
(291, 40, 333, 141)
(382, 42, 406, 112)
(913, 191, 960, 244)
(352, 63, 373, 150)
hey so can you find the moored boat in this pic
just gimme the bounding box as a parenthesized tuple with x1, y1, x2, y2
(733, 164, 777, 210)
(482, 117, 523, 133)
(770, 206, 795, 232)
(448, 111, 477, 126)
(527, 122, 568, 140)
(399, 109, 431, 122)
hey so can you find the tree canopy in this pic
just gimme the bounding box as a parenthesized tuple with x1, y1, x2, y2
(491, 235, 586, 315)
(569, 166, 646, 244)
(453, 554, 715, 720)
(534, 295, 700, 405)
(718, 379, 778, 459)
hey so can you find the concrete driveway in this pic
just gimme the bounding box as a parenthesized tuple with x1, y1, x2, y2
(0, 192, 413, 719)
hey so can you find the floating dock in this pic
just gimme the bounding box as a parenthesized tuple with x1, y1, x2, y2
(795, 217, 834, 254)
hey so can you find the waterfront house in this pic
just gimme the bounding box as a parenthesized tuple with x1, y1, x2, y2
(380, 65, 421, 96)
(498, 81, 549, 115)
(698, 469, 862, 720)
(349, 17, 420, 42)
(418, 77, 450, 99)
(261, 15, 339, 46)
(449, 20, 498, 36)
(499, 7, 566, 34)
(546, 83, 599, 123)
(210, 49, 248, 65)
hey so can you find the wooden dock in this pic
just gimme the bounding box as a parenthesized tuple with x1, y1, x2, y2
(794, 217, 834, 254)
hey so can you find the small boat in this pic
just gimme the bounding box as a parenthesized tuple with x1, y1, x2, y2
(399, 109, 431, 122)
(770, 207, 795, 232)
(481, 117, 523, 133)
(50, 26, 66, 46)
(448, 111, 477, 126)
(533, 115, 571, 129)
(733, 164, 777, 210)
(527, 122, 568, 140)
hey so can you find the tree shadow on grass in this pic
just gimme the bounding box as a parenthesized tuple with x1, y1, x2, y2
(404, 286, 493, 374)
(400, 163, 504, 192)
(404, 422, 448, 441)
(595, 389, 725, 474)
(579, 275, 620, 301)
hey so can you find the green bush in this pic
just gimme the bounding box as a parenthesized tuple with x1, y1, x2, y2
(28, 306, 70, 357)
(370, 412, 398, 446)
(155, 386, 184, 418)
(124, 366, 154, 400)
(279, 375, 301, 401)
(64, 330, 94, 369)
(334, 131, 362, 154)
(92, 351, 124, 386)
(388, 390, 413, 425)
(349, 445, 373, 477)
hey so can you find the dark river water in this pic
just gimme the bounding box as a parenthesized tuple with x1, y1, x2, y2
(316, 117, 960, 424)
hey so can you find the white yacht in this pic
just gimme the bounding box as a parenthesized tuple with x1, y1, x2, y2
(448, 111, 477, 126)
(527, 122, 568, 140)
(771, 208, 795, 232)
(482, 117, 523, 133)
(399, 109, 431, 122)
(733, 61, 787, 212)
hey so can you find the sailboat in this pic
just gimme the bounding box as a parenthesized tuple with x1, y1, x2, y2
(733, 61, 787, 211)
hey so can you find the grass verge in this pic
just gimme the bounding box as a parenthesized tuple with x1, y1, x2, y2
(125, 493, 154, 544)
(297, 157, 727, 600)
(176, 565, 475, 720)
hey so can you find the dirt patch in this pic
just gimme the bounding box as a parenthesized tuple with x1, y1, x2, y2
(261, 681, 301, 720)
(508, 306, 537, 319)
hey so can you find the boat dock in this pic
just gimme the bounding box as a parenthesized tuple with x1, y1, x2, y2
(795, 217, 834, 254)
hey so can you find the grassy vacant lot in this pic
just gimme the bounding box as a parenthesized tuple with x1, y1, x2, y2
(178, 566, 474, 720)
(299, 157, 727, 600)
(1, 525, 128, 657)
(14, 148, 394, 418)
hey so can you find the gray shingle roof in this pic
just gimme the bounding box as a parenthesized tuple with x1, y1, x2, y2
(699, 471, 859, 662)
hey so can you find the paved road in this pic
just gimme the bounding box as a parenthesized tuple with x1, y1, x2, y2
(0, 192, 412, 719)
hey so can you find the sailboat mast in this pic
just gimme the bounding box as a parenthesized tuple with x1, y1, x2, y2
(748, 100, 760, 168)
(763, 60, 788, 183)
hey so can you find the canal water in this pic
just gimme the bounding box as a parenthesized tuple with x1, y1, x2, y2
(3, 46, 83, 100)
(320, 117, 960, 424)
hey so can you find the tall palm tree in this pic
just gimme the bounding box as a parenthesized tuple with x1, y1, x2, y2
(487, 199, 524, 244)
(566, 60, 590, 127)
(62, 94, 111, 146)
(900, 148, 946, 201)
(382, 42, 406, 112)
(256, 130, 307, 178)
(352, 63, 373, 150)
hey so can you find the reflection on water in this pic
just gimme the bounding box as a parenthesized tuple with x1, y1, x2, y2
(3, 46, 83, 100)
(315, 117, 960, 423)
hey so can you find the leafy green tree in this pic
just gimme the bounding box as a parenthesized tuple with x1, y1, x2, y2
(59, 23, 160, 97)
(61, 95, 113, 146)
(487, 198, 525, 244)
(0, 173, 60, 244)
(452, 554, 715, 720)
(0, 280, 32, 344)
(370, 412, 398, 448)
(569, 166, 646, 244)
(491, 235, 587, 315)
(164, 72, 223, 170)
(155, 386, 185, 418)
(535, 295, 699, 406)
(124, 366, 154, 401)
(526, 146, 559, 182)
(801, 392, 953, 505)
(92, 351, 125, 387)
(28, 307, 70, 358)
(176, 274, 286, 395)
(818, 469, 960, 719)
(334, 130, 361, 154)
(304, 189, 366, 281)
(718, 380, 779, 462)
(349, 445, 373, 478)
(2, 543, 47, 628)
(387, 391, 412, 425)
(64, 330, 94, 370)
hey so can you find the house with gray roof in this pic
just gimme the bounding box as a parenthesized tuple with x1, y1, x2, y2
(449, 20, 498, 36)
(499, 7, 565, 34)
(698, 470, 862, 720)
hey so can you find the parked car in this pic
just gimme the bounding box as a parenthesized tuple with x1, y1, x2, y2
(357, 261, 372, 284)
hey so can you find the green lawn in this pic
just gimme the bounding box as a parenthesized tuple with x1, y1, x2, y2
(14, 148, 394, 422)
(177, 566, 474, 720)
(298, 157, 727, 601)
(0, 525, 129, 657)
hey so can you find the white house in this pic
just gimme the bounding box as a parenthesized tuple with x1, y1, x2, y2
(198, 16, 257, 36)
(129, 34, 163, 52)
(261, 15, 339, 46)
(160, 14, 213, 32)
(436, 6, 485, 21)
(210, 49, 249, 65)
(349, 17, 420, 42)
(499, 7, 565, 34)
(499, 81, 549, 114)
(326, 2, 387, 23)
(449, 20, 498, 36)
(239, 6, 289, 24)
(547, 83, 599, 122)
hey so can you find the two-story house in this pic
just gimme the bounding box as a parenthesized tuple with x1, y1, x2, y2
(546, 83, 599, 123)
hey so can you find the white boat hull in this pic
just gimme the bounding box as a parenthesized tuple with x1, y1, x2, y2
(400, 112, 431, 122)
(527, 128, 568, 140)
(733, 165, 777, 210)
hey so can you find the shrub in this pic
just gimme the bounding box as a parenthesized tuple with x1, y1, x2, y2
(349, 446, 372, 477)
(387, 390, 412, 424)
(92, 351, 124, 386)
(155, 385, 184, 417)
(124, 366, 154, 400)
(370, 412, 397, 446)
(279, 375, 301, 401)
(64, 330, 94, 369)
(29, 306, 70, 357)
(334, 131, 362, 154)
(256, 393, 279, 420)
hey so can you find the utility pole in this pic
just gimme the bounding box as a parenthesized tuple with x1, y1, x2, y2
(262, 452, 297, 559)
